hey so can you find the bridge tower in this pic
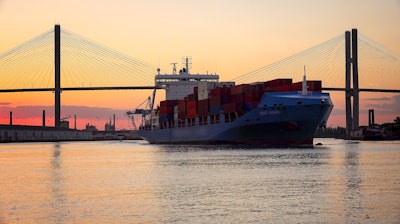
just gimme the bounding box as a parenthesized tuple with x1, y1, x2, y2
(55, 24, 61, 128)
(345, 29, 359, 137)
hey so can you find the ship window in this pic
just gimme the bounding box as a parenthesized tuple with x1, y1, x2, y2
(256, 119, 261, 122)
(245, 119, 250, 122)
(297, 101, 302, 105)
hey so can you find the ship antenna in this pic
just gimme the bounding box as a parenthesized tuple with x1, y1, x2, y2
(185, 57, 189, 75)
(182, 57, 191, 75)
(302, 65, 308, 95)
(171, 63, 177, 75)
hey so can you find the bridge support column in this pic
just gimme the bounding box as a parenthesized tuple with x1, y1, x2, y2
(345, 31, 352, 137)
(55, 25, 61, 128)
(352, 29, 359, 131)
(344, 29, 359, 138)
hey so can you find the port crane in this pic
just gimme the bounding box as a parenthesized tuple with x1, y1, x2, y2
(126, 96, 152, 130)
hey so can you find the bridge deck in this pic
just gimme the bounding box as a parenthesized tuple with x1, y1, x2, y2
(0, 87, 398, 93)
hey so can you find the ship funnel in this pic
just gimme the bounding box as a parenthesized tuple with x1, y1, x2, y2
(302, 65, 308, 95)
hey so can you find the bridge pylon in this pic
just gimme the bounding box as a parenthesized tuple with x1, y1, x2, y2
(345, 29, 359, 137)
(55, 24, 61, 128)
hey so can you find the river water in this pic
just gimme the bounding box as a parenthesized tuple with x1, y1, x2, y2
(0, 139, 399, 223)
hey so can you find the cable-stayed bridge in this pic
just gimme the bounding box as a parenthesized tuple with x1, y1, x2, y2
(1, 25, 399, 134)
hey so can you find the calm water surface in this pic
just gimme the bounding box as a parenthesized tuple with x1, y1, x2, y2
(0, 139, 399, 223)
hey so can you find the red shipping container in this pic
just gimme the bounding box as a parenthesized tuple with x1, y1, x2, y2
(160, 106, 174, 115)
(264, 87, 276, 92)
(209, 96, 221, 106)
(197, 99, 209, 109)
(291, 81, 321, 92)
(245, 93, 261, 103)
(291, 82, 302, 91)
(160, 100, 167, 108)
(230, 93, 244, 104)
(223, 102, 243, 113)
(307, 81, 322, 92)
(160, 100, 179, 107)
(160, 106, 167, 114)
(178, 103, 186, 113)
(197, 99, 209, 116)
(275, 84, 292, 92)
(178, 110, 186, 120)
(187, 101, 197, 110)
(210, 87, 230, 97)
(209, 95, 231, 106)
(186, 109, 197, 118)
(264, 79, 292, 88)
(230, 84, 252, 95)
(187, 93, 197, 102)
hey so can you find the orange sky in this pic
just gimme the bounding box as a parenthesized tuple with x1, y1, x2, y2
(1, 0, 399, 130)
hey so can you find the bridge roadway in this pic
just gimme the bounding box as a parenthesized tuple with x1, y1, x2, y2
(0, 86, 160, 92)
(0, 87, 399, 93)
(322, 87, 400, 93)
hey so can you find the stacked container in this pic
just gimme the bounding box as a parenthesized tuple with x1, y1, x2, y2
(264, 78, 293, 92)
(209, 87, 231, 115)
(177, 99, 186, 120)
(155, 78, 323, 128)
(186, 91, 198, 118)
(291, 80, 322, 92)
(159, 100, 179, 122)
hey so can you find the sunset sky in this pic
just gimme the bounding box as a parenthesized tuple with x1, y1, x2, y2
(0, 0, 399, 130)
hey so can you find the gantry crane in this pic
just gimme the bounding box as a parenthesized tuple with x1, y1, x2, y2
(126, 96, 152, 130)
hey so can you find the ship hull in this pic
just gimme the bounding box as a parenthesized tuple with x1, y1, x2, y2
(139, 92, 333, 146)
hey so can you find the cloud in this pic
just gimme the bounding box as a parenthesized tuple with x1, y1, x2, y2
(0, 105, 129, 120)
(366, 94, 400, 114)
(364, 97, 392, 101)
(0, 102, 11, 106)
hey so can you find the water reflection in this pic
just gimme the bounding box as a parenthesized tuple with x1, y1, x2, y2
(0, 140, 398, 223)
(343, 146, 364, 222)
(48, 143, 68, 223)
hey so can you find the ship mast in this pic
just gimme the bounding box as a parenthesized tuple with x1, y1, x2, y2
(171, 63, 177, 75)
(183, 57, 191, 75)
(302, 65, 308, 95)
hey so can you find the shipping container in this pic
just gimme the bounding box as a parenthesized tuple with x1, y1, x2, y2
(210, 87, 231, 97)
(210, 105, 223, 115)
(160, 100, 179, 108)
(307, 81, 322, 92)
(187, 109, 197, 118)
(291, 80, 322, 92)
(159, 114, 174, 122)
(223, 102, 243, 113)
(187, 101, 196, 110)
(275, 84, 292, 92)
(244, 101, 259, 112)
(230, 93, 244, 104)
(264, 79, 292, 88)
(209, 95, 231, 106)
(160, 106, 174, 115)
(187, 93, 197, 102)
(178, 110, 186, 120)
(230, 84, 252, 95)
(244, 93, 262, 103)
(197, 99, 209, 116)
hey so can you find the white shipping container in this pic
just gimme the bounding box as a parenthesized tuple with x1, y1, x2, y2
(198, 82, 209, 100)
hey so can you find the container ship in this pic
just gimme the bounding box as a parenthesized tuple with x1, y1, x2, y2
(137, 58, 333, 146)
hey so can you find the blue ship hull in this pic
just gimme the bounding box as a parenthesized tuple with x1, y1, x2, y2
(139, 92, 333, 146)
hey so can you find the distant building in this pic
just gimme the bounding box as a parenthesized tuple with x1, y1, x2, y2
(85, 123, 98, 132)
